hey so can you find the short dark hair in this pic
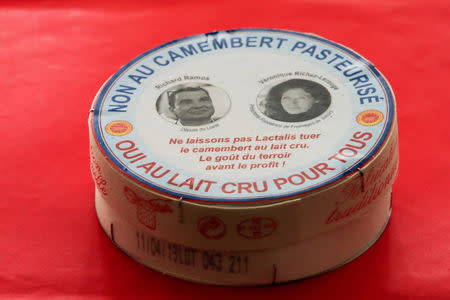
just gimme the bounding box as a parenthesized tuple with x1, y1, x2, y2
(167, 87, 211, 108)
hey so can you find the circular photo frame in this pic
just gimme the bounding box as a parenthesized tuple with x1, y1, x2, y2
(156, 83, 231, 127)
(257, 79, 331, 122)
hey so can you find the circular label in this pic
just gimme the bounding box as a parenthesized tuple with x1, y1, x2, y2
(105, 120, 133, 136)
(92, 29, 394, 202)
(237, 217, 278, 239)
(197, 216, 227, 240)
(356, 110, 384, 126)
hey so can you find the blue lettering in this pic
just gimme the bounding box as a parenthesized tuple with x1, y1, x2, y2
(276, 38, 287, 48)
(291, 41, 306, 51)
(230, 37, 243, 48)
(212, 38, 228, 49)
(154, 55, 169, 66)
(350, 74, 369, 86)
(302, 45, 316, 56)
(135, 64, 154, 76)
(128, 74, 147, 85)
(315, 49, 331, 60)
(111, 94, 130, 103)
(343, 66, 363, 77)
(115, 85, 136, 95)
(197, 41, 211, 52)
(168, 50, 184, 62)
(357, 87, 377, 96)
(327, 54, 344, 64)
(179, 44, 198, 56)
(334, 59, 352, 71)
(354, 82, 372, 89)
(259, 36, 273, 48)
(108, 105, 128, 112)
(246, 36, 257, 47)
(359, 95, 382, 104)
(353, 82, 372, 89)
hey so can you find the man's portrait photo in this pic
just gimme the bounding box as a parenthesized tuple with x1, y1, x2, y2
(257, 79, 331, 122)
(156, 83, 231, 126)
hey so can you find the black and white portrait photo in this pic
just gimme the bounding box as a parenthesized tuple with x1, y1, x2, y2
(258, 79, 331, 122)
(156, 83, 231, 127)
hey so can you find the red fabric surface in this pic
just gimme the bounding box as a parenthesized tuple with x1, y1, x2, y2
(1, 0, 449, 299)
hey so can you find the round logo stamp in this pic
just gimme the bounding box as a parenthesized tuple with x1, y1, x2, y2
(356, 110, 384, 126)
(237, 217, 277, 239)
(197, 216, 227, 240)
(105, 120, 133, 136)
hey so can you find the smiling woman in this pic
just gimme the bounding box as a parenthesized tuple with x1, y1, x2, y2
(281, 88, 314, 114)
(262, 79, 331, 122)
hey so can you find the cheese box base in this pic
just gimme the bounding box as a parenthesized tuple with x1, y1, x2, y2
(95, 187, 392, 286)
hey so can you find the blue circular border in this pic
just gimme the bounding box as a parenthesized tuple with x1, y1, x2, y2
(92, 28, 395, 203)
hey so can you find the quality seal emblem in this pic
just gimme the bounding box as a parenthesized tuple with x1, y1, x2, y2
(105, 120, 133, 136)
(356, 110, 384, 126)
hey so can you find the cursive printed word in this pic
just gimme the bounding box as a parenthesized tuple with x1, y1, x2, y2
(326, 143, 399, 225)
(90, 146, 107, 196)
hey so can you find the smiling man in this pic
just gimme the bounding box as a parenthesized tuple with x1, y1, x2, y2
(168, 87, 216, 126)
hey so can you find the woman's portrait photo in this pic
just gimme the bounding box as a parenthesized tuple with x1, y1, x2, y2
(258, 79, 331, 122)
(156, 83, 231, 127)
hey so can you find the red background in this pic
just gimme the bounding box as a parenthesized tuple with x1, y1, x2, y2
(1, 0, 449, 299)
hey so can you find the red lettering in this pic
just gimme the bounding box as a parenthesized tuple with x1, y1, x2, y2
(150, 166, 170, 178)
(314, 163, 336, 175)
(253, 181, 268, 193)
(123, 148, 141, 159)
(116, 140, 135, 150)
(130, 155, 146, 163)
(167, 173, 180, 186)
(179, 177, 195, 190)
(345, 138, 366, 149)
(328, 153, 347, 163)
(222, 182, 235, 193)
(238, 182, 252, 193)
(326, 208, 339, 224)
(339, 147, 358, 157)
(200, 180, 216, 192)
(136, 162, 156, 173)
(301, 168, 320, 180)
(288, 174, 305, 185)
(273, 178, 287, 190)
(353, 131, 373, 141)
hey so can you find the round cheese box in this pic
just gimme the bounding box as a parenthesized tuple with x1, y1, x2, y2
(89, 29, 399, 286)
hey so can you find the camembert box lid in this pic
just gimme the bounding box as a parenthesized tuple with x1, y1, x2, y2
(91, 29, 395, 203)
